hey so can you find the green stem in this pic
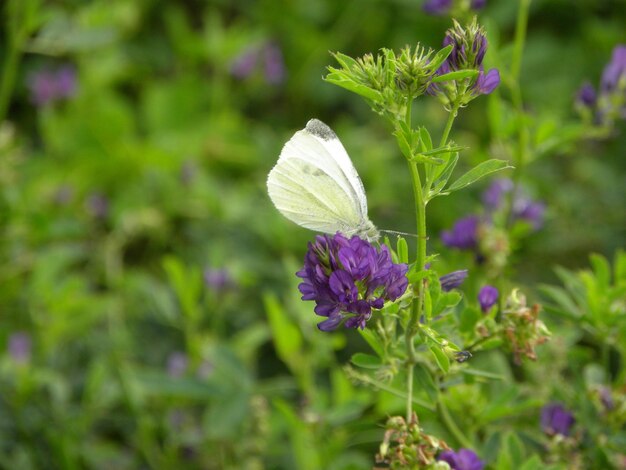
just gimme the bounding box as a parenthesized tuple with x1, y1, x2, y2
(439, 103, 460, 148)
(406, 362, 414, 421)
(506, 0, 532, 227)
(511, 0, 532, 84)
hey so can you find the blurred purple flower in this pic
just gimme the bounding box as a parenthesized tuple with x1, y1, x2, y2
(53, 185, 74, 206)
(230, 46, 259, 79)
(441, 215, 480, 250)
(576, 82, 597, 108)
(482, 178, 514, 210)
(230, 41, 286, 85)
(86, 192, 109, 219)
(264, 43, 286, 84)
(471, 0, 487, 9)
(482, 179, 545, 230)
(28, 66, 77, 107)
(600, 44, 626, 93)
(541, 403, 575, 436)
(167, 351, 188, 378)
(8, 332, 31, 364)
(197, 359, 214, 379)
(478, 285, 498, 312)
(440, 270, 468, 292)
(513, 198, 545, 230)
(599, 387, 615, 411)
(297, 233, 408, 331)
(204, 268, 234, 291)
(438, 448, 484, 470)
(423, 0, 452, 15)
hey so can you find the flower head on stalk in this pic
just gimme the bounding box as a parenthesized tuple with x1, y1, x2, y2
(429, 19, 500, 108)
(441, 215, 480, 251)
(576, 44, 626, 130)
(297, 233, 408, 331)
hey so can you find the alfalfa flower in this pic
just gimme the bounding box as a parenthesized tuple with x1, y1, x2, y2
(297, 233, 408, 331)
(429, 19, 500, 107)
(541, 403, 575, 437)
(441, 215, 480, 251)
(423, 0, 487, 16)
(478, 285, 498, 312)
(28, 65, 77, 107)
(437, 448, 485, 470)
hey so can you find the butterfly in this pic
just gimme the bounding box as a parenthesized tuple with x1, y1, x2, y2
(267, 119, 379, 241)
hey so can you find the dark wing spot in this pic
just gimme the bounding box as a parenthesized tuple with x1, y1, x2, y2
(305, 119, 337, 141)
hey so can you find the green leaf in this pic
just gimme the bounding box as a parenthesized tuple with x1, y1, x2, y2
(418, 127, 433, 152)
(393, 127, 413, 160)
(397, 237, 409, 264)
(410, 153, 444, 165)
(430, 152, 459, 196)
(519, 455, 545, 470)
(446, 159, 513, 193)
(431, 69, 479, 83)
(263, 292, 303, 367)
(324, 74, 383, 102)
(414, 364, 438, 402)
(358, 328, 384, 357)
(590, 253, 610, 289)
(427, 45, 453, 71)
(429, 346, 450, 374)
(459, 306, 481, 334)
(351, 353, 382, 369)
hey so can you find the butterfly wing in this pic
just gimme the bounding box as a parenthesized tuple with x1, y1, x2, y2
(267, 119, 374, 236)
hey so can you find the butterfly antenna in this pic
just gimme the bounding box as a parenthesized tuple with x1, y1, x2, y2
(380, 229, 429, 240)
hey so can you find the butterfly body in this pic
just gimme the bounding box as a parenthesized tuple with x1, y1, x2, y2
(267, 119, 379, 241)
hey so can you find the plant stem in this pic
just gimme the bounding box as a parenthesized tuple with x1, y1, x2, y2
(507, 0, 532, 226)
(439, 103, 460, 148)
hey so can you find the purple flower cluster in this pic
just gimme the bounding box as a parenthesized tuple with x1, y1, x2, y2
(483, 178, 545, 230)
(441, 215, 480, 250)
(437, 448, 484, 470)
(28, 65, 77, 107)
(230, 41, 286, 85)
(8, 332, 32, 364)
(541, 403, 575, 437)
(440, 269, 469, 291)
(423, 0, 486, 16)
(429, 21, 500, 99)
(576, 44, 626, 126)
(297, 233, 408, 331)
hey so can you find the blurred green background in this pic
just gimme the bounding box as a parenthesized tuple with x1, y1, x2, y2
(1, 0, 625, 468)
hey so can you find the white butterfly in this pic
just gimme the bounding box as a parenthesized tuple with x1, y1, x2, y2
(267, 119, 379, 241)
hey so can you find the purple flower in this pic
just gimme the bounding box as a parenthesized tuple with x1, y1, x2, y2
(167, 351, 188, 378)
(440, 270, 468, 292)
(478, 285, 498, 312)
(600, 44, 626, 93)
(204, 268, 234, 291)
(441, 215, 480, 250)
(230, 41, 286, 85)
(264, 43, 286, 84)
(230, 46, 259, 79)
(513, 198, 545, 230)
(482, 178, 514, 210)
(423, 0, 452, 15)
(28, 66, 77, 107)
(438, 448, 484, 470)
(86, 192, 109, 219)
(541, 403, 575, 436)
(471, 0, 487, 9)
(599, 387, 614, 411)
(473, 67, 500, 95)
(576, 82, 597, 108)
(8, 332, 32, 364)
(297, 233, 408, 331)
